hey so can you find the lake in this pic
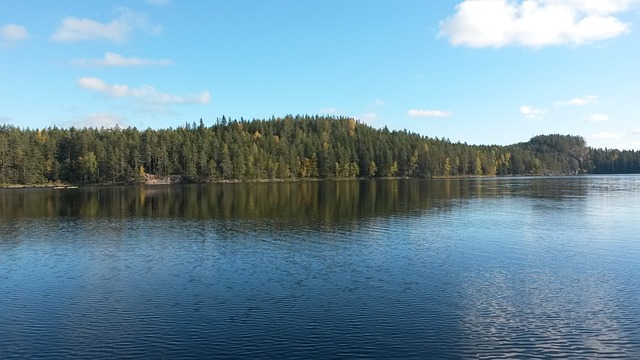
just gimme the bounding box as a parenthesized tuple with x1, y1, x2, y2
(1, 176, 639, 359)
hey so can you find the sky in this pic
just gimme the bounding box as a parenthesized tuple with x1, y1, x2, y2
(1, 0, 640, 150)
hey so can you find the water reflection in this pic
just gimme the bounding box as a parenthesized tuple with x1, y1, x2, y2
(1, 176, 639, 358)
(0, 177, 597, 221)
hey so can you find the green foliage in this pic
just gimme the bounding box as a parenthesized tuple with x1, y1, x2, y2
(77, 152, 97, 183)
(0, 119, 637, 186)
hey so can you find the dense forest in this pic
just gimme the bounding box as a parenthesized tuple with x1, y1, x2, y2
(1, 115, 639, 185)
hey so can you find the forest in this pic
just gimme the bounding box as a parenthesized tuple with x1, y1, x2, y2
(1, 115, 639, 186)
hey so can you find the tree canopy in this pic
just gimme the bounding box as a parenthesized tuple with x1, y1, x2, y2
(1, 115, 638, 186)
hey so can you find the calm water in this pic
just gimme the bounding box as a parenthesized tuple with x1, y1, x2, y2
(1, 176, 639, 359)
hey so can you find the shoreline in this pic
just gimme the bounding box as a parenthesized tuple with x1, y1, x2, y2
(0, 173, 597, 189)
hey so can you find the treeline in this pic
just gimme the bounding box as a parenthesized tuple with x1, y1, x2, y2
(0, 115, 639, 185)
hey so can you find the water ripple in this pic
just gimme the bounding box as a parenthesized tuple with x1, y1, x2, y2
(1, 177, 640, 358)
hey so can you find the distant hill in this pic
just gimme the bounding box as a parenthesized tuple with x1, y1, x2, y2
(1, 116, 638, 185)
(516, 134, 640, 175)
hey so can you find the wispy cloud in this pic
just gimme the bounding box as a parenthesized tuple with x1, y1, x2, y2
(73, 52, 173, 67)
(555, 95, 598, 106)
(375, 99, 387, 106)
(356, 112, 378, 125)
(520, 105, 546, 119)
(78, 77, 210, 105)
(75, 112, 127, 129)
(629, 128, 640, 136)
(144, 0, 171, 5)
(320, 107, 338, 115)
(1, 24, 28, 44)
(585, 114, 609, 122)
(408, 109, 452, 118)
(590, 132, 622, 140)
(52, 9, 161, 43)
(360, 112, 377, 120)
(440, 0, 633, 48)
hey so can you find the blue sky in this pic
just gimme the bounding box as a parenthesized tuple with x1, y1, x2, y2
(1, 0, 639, 149)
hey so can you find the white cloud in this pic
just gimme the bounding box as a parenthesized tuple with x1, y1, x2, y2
(76, 112, 127, 129)
(440, 0, 634, 48)
(356, 112, 378, 125)
(520, 105, 546, 119)
(1, 24, 28, 43)
(52, 9, 161, 43)
(590, 131, 622, 139)
(407, 109, 453, 118)
(78, 77, 210, 105)
(320, 107, 338, 115)
(73, 52, 173, 67)
(629, 128, 640, 135)
(585, 114, 609, 122)
(375, 99, 387, 106)
(555, 95, 598, 106)
(598, 141, 640, 150)
(360, 112, 378, 120)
